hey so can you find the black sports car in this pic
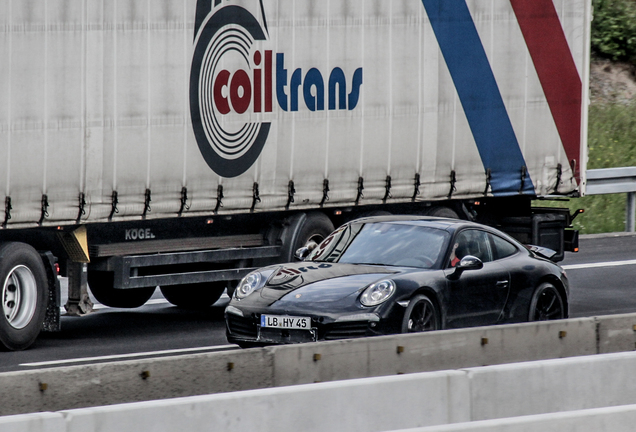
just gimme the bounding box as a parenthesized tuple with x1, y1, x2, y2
(225, 216, 569, 347)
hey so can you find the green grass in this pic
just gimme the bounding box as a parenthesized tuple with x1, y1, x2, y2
(541, 103, 636, 234)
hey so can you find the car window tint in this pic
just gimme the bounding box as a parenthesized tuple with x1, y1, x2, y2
(308, 224, 362, 262)
(490, 234, 518, 260)
(453, 229, 493, 264)
(312, 222, 450, 268)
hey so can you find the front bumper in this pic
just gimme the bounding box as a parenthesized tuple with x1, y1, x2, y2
(225, 308, 391, 345)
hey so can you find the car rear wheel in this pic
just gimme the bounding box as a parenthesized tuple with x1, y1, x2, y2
(160, 282, 225, 309)
(401, 294, 440, 333)
(529, 283, 565, 321)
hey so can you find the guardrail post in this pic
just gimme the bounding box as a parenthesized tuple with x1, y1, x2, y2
(627, 192, 636, 233)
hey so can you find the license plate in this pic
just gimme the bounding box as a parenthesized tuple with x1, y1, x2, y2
(260, 314, 311, 330)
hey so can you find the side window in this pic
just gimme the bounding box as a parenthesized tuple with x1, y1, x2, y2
(450, 229, 493, 266)
(490, 234, 518, 260)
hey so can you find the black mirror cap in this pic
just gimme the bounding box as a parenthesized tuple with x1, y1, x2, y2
(294, 246, 311, 261)
(447, 255, 483, 280)
(294, 241, 319, 261)
(457, 255, 483, 271)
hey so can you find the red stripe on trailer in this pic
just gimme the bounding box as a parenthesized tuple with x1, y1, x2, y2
(510, 0, 582, 181)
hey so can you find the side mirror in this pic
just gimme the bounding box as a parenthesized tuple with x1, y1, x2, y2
(294, 241, 318, 261)
(447, 255, 483, 280)
(457, 255, 483, 271)
(294, 247, 311, 260)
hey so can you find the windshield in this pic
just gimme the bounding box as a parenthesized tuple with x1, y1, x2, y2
(307, 222, 450, 269)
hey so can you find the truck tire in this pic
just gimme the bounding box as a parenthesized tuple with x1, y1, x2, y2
(160, 282, 225, 309)
(296, 212, 335, 249)
(425, 206, 459, 219)
(87, 271, 155, 308)
(281, 212, 335, 262)
(0, 242, 49, 351)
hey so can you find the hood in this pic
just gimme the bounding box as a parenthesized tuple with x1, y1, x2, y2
(259, 262, 400, 303)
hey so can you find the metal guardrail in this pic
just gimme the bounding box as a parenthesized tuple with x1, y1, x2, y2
(586, 167, 636, 232)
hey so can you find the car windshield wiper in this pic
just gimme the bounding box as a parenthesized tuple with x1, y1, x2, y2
(346, 261, 389, 267)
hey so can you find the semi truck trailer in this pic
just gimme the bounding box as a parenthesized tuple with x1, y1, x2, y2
(0, 0, 589, 350)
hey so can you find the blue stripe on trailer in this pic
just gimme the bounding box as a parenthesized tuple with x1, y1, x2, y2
(421, 0, 535, 196)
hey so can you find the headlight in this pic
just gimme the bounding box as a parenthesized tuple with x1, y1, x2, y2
(235, 272, 262, 299)
(360, 280, 396, 306)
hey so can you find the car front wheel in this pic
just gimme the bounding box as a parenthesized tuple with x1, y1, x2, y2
(401, 294, 440, 333)
(529, 283, 565, 321)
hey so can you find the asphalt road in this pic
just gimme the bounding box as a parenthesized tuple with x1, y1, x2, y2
(1, 232, 636, 373)
(561, 233, 636, 318)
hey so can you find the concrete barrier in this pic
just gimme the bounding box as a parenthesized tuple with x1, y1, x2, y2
(56, 351, 636, 432)
(7, 351, 636, 431)
(0, 412, 64, 432)
(391, 404, 636, 432)
(466, 351, 636, 420)
(271, 317, 597, 387)
(596, 312, 636, 353)
(57, 351, 636, 432)
(61, 371, 469, 432)
(0, 348, 274, 416)
(2, 313, 636, 416)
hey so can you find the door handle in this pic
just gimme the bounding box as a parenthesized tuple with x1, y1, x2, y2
(496, 280, 509, 287)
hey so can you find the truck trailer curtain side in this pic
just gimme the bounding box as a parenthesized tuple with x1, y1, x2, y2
(0, 0, 588, 227)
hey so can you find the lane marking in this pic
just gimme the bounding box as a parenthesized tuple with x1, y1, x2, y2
(562, 259, 636, 270)
(20, 345, 238, 367)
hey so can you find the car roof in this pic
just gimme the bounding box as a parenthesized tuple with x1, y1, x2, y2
(348, 215, 502, 236)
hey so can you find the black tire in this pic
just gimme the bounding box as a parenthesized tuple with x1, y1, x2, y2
(401, 294, 440, 333)
(280, 212, 335, 262)
(529, 283, 565, 321)
(425, 206, 459, 219)
(160, 282, 225, 309)
(0, 242, 49, 351)
(88, 271, 155, 308)
(295, 212, 335, 250)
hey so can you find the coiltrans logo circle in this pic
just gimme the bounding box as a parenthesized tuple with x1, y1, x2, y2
(190, 1, 363, 178)
(190, 4, 270, 178)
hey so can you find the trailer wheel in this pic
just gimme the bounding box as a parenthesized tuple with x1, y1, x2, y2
(87, 271, 155, 308)
(0, 242, 48, 351)
(160, 282, 225, 309)
(425, 206, 459, 219)
(280, 212, 335, 262)
(296, 212, 335, 249)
